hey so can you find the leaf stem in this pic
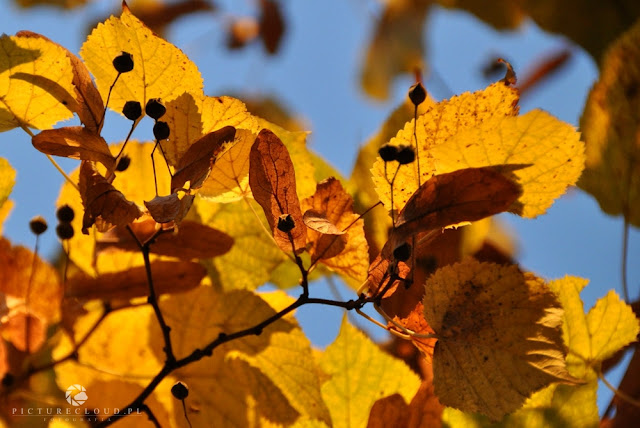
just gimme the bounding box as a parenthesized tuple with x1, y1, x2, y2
(598, 369, 640, 409)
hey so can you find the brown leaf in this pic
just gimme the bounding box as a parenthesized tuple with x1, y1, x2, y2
(79, 161, 142, 233)
(249, 128, 307, 253)
(32, 126, 115, 170)
(303, 209, 345, 235)
(171, 126, 236, 191)
(66, 260, 206, 300)
(144, 193, 194, 224)
(393, 166, 521, 244)
(407, 379, 444, 428)
(16, 31, 104, 134)
(367, 394, 410, 428)
(259, 0, 285, 54)
(394, 302, 437, 362)
(3, 312, 46, 353)
(97, 217, 233, 260)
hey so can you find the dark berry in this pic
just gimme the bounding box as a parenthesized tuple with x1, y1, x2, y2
(393, 242, 411, 262)
(408, 82, 427, 106)
(277, 214, 295, 233)
(29, 216, 48, 235)
(116, 155, 131, 172)
(112, 52, 134, 73)
(122, 101, 142, 121)
(171, 381, 189, 400)
(378, 144, 398, 162)
(153, 121, 170, 140)
(56, 222, 74, 240)
(56, 205, 75, 223)
(145, 98, 166, 120)
(396, 145, 415, 165)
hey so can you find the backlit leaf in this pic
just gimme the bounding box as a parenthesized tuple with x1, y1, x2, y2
(0, 33, 75, 132)
(318, 317, 421, 428)
(425, 258, 575, 421)
(578, 19, 640, 226)
(0, 158, 16, 211)
(32, 126, 115, 170)
(430, 110, 585, 218)
(66, 260, 206, 300)
(372, 81, 520, 213)
(250, 128, 307, 253)
(80, 4, 203, 116)
(301, 178, 369, 285)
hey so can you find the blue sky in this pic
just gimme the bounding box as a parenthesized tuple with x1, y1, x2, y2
(1, 0, 638, 416)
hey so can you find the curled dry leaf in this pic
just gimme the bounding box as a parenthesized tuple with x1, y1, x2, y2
(144, 192, 194, 224)
(425, 258, 577, 421)
(16, 31, 104, 134)
(303, 209, 345, 235)
(79, 161, 142, 233)
(66, 260, 206, 300)
(97, 217, 233, 260)
(171, 126, 236, 191)
(32, 126, 115, 171)
(249, 128, 307, 253)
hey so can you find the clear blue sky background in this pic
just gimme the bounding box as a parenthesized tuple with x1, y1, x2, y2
(0, 0, 638, 416)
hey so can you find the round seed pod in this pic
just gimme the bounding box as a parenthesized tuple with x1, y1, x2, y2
(393, 242, 411, 262)
(171, 381, 189, 400)
(116, 155, 131, 172)
(56, 205, 75, 223)
(112, 52, 134, 73)
(378, 144, 399, 162)
(408, 82, 427, 106)
(56, 222, 74, 240)
(153, 121, 170, 140)
(29, 216, 48, 235)
(277, 214, 295, 233)
(122, 101, 142, 121)
(396, 145, 416, 165)
(145, 98, 166, 120)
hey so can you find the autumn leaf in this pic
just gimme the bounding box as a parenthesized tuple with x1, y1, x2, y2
(372, 80, 520, 213)
(0, 157, 16, 211)
(424, 258, 576, 421)
(360, 0, 428, 100)
(171, 125, 237, 191)
(430, 109, 585, 218)
(32, 126, 115, 170)
(54, 286, 329, 427)
(0, 32, 75, 132)
(98, 217, 233, 261)
(144, 192, 194, 224)
(196, 196, 289, 291)
(66, 260, 206, 300)
(301, 177, 369, 285)
(79, 160, 142, 233)
(250, 128, 307, 253)
(16, 30, 104, 134)
(199, 129, 256, 202)
(318, 317, 421, 428)
(578, 19, 640, 226)
(80, 3, 203, 116)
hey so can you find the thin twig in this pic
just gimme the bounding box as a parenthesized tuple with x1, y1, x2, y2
(180, 399, 193, 428)
(141, 404, 161, 428)
(598, 369, 640, 409)
(622, 217, 630, 303)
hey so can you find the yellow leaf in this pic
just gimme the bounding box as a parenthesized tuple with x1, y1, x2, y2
(196, 197, 289, 291)
(424, 258, 575, 421)
(80, 5, 203, 117)
(431, 110, 585, 218)
(0, 200, 13, 234)
(162, 94, 258, 168)
(360, 0, 428, 100)
(372, 81, 519, 213)
(0, 33, 75, 132)
(199, 129, 256, 202)
(317, 317, 421, 428)
(579, 19, 640, 225)
(0, 157, 15, 211)
(301, 178, 369, 286)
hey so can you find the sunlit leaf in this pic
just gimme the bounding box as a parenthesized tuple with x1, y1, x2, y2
(0, 33, 75, 132)
(0, 158, 16, 211)
(32, 126, 115, 170)
(372, 81, 520, 213)
(425, 258, 576, 421)
(80, 4, 203, 117)
(318, 317, 421, 428)
(250, 128, 307, 253)
(579, 19, 640, 226)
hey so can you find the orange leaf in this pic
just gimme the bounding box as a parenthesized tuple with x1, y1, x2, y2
(97, 217, 233, 260)
(367, 394, 409, 428)
(66, 260, 206, 300)
(32, 126, 115, 170)
(249, 128, 307, 253)
(393, 166, 521, 244)
(79, 161, 142, 233)
(171, 126, 236, 191)
(3, 312, 46, 353)
(16, 31, 104, 134)
(144, 193, 194, 224)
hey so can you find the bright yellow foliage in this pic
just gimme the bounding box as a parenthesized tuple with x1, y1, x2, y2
(0, 34, 75, 132)
(432, 109, 585, 218)
(579, 19, 640, 226)
(0, 158, 15, 211)
(317, 317, 421, 428)
(372, 81, 519, 213)
(80, 5, 203, 117)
